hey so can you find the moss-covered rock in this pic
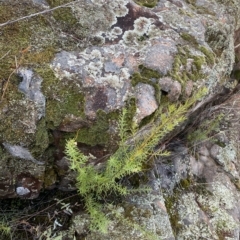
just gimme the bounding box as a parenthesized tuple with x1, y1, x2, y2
(0, 0, 238, 219)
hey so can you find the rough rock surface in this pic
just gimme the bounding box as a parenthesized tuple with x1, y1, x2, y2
(0, 0, 240, 239)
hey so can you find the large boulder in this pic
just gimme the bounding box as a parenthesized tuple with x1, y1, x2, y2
(0, 0, 240, 238)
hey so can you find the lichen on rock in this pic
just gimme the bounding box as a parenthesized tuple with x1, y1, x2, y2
(1, 0, 240, 238)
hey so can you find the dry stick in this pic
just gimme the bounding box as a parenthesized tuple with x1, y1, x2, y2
(1, 48, 29, 101)
(0, 0, 81, 28)
(235, 43, 240, 49)
(13, 193, 79, 223)
(0, 50, 11, 60)
(1, 58, 19, 101)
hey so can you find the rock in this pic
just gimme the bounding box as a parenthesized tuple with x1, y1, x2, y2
(159, 77, 173, 93)
(134, 83, 158, 123)
(210, 144, 221, 160)
(168, 81, 182, 102)
(64, 182, 175, 240)
(16, 173, 42, 199)
(198, 145, 210, 157)
(144, 38, 177, 75)
(185, 80, 193, 97)
(159, 77, 182, 102)
(189, 155, 204, 177)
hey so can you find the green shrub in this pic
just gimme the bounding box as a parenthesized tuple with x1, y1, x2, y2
(65, 88, 207, 233)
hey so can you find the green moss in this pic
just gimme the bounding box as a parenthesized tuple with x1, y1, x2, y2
(165, 177, 193, 236)
(131, 65, 161, 104)
(76, 110, 119, 147)
(171, 48, 187, 80)
(0, 3, 57, 75)
(53, 7, 77, 25)
(134, 0, 158, 8)
(44, 167, 57, 188)
(124, 98, 137, 131)
(131, 72, 145, 86)
(36, 68, 85, 129)
(192, 55, 205, 71)
(199, 46, 215, 65)
(232, 69, 240, 80)
(179, 178, 192, 189)
(0, 76, 35, 144)
(169, 46, 207, 86)
(47, 0, 73, 7)
(165, 193, 182, 236)
(196, 6, 216, 16)
(205, 28, 226, 57)
(185, 0, 196, 4)
(139, 64, 161, 79)
(24, 47, 56, 66)
(35, 118, 49, 154)
(181, 33, 199, 47)
(51, 5, 82, 35)
(169, 46, 214, 92)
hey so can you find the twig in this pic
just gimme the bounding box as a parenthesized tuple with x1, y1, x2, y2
(16, 193, 79, 222)
(0, 50, 11, 61)
(1, 68, 18, 101)
(1, 46, 31, 101)
(0, 0, 81, 28)
(235, 43, 240, 49)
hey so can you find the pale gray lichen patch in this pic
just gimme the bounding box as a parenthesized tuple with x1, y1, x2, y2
(126, 191, 175, 239)
(216, 142, 239, 178)
(108, 0, 129, 17)
(197, 181, 239, 234)
(2, 143, 44, 165)
(18, 68, 46, 120)
(111, 27, 123, 36)
(133, 17, 152, 35)
(177, 193, 201, 225)
(173, 174, 240, 239)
